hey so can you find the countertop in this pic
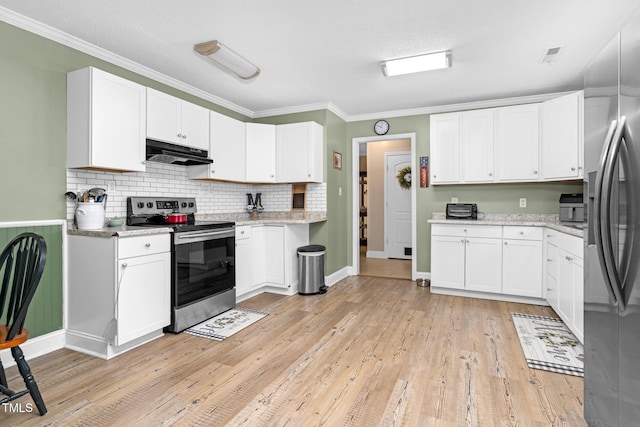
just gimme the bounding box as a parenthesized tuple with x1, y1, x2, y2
(428, 213, 584, 238)
(67, 211, 327, 238)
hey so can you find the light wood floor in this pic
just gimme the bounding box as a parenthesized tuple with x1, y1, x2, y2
(4, 276, 586, 426)
(359, 246, 412, 280)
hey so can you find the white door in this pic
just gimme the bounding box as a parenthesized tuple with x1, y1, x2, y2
(385, 152, 412, 259)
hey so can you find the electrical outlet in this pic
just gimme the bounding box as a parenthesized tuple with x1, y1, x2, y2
(519, 198, 527, 208)
(107, 181, 116, 192)
(451, 197, 459, 203)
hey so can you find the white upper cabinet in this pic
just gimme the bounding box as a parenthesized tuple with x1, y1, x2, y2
(430, 113, 460, 184)
(496, 103, 541, 182)
(541, 91, 583, 180)
(146, 88, 209, 151)
(189, 110, 245, 182)
(276, 122, 323, 183)
(245, 123, 276, 183)
(460, 109, 496, 183)
(67, 67, 146, 172)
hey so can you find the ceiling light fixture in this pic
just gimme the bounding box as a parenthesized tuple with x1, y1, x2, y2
(381, 50, 452, 77)
(194, 40, 260, 79)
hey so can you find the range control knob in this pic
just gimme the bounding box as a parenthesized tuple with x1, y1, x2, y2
(182, 202, 187, 208)
(147, 202, 153, 208)
(137, 202, 144, 208)
(189, 202, 195, 208)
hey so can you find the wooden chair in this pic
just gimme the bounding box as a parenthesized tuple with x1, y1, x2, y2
(0, 232, 47, 416)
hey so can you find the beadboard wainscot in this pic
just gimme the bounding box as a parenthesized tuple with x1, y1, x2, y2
(0, 220, 66, 368)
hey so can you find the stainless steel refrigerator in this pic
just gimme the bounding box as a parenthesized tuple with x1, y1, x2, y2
(584, 8, 640, 426)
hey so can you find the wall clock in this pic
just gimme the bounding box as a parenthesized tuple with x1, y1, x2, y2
(374, 119, 389, 135)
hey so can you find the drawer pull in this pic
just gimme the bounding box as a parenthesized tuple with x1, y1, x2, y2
(519, 231, 524, 235)
(145, 243, 151, 248)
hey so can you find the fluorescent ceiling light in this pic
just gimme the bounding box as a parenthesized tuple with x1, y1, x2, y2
(194, 40, 260, 80)
(381, 50, 451, 77)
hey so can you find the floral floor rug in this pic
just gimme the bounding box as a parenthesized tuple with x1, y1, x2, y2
(185, 308, 268, 341)
(511, 312, 584, 377)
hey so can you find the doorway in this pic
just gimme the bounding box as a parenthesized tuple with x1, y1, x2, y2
(352, 134, 416, 280)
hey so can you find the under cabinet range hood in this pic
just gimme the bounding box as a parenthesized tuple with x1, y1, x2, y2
(146, 139, 213, 166)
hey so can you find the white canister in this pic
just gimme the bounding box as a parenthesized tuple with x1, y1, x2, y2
(75, 202, 106, 230)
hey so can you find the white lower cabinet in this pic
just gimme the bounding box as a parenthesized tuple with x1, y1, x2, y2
(544, 229, 584, 342)
(464, 237, 502, 293)
(502, 227, 543, 298)
(67, 234, 171, 359)
(432, 224, 545, 301)
(235, 224, 309, 299)
(431, 224, 502, 294)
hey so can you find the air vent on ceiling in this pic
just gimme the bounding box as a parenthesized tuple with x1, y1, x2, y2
(541, 46, 564, 64)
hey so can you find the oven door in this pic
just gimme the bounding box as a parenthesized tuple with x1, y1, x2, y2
(173, 228, 236, 308)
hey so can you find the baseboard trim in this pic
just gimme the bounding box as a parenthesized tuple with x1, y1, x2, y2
(430, 286, 549, 306)
(0, 329, 65, 367)
(326, 267, 350, 287)
(366, 251, 386, 259)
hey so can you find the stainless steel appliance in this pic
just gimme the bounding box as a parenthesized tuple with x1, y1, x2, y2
(445, 203, 478, 220)
(127, 197, 235, 333)
(584, 8, 640, 425)
(559, 193, 584, 223)
(146, 139, 213, 166)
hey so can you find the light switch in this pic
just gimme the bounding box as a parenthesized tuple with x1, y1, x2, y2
(339, 187, 342, 196)
(451, 197, 458, 203)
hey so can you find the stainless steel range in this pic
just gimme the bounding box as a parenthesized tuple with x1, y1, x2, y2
(127, 196, 236, 333)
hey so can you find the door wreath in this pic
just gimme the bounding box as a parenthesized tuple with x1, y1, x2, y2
(396, 166, 411, 190)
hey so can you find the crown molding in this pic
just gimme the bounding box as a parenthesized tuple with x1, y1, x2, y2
(344, 91, 578, 122)
(253, 101, 349, 121)
(0, 6, 254, 118)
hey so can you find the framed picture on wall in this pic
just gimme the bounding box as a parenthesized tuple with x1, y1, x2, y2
(333, 150, 342, 170)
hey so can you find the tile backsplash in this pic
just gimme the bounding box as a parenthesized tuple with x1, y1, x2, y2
(66, 162, 326, 220)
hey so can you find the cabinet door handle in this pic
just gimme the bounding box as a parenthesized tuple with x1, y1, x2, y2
(565, 255, 573, 261)
(460, 239, 465, 243)
(547, 288, 552, 292)
(177, 133, 182, 138)
(504, 241, 508, 245)
(211, 169, 215, 174)
(571, 167, 576, 171)
(519, 231, 524, 235)
(547, 258, 553, 262)
(488, 173, 493, 176)
(145, 243, 151, 248)
(533, 170, 538, 175)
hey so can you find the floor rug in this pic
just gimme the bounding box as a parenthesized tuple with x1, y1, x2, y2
(511, 312, 584, 377)
(185, 308, 268, 341)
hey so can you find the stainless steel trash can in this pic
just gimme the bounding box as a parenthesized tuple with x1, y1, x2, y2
(297, 244, 327, 295)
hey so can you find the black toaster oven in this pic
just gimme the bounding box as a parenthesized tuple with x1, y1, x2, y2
(446, 203, 478, 220)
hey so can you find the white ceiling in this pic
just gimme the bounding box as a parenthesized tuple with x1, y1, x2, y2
(1, 0, 639, 119)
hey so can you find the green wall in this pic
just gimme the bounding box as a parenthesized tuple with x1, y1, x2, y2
(0, 18, 583, 337)
(255, 110, 350, 275)
(346, 115, 582, 272)
(0, 20, 250, 222)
